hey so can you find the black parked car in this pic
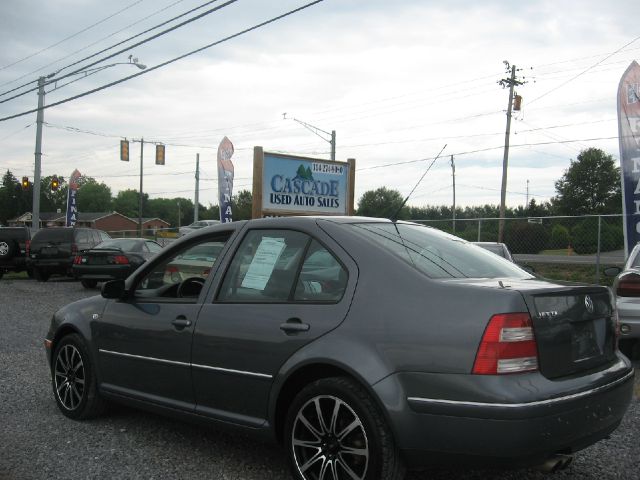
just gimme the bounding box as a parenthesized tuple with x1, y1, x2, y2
(72, 238, 163, 289)
(45, 217, 634, 480)
(0, 226, 31, 279)
(29, 227, 110, 282)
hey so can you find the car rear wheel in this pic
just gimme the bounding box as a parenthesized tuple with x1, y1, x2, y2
(81, 279, 98, 289)
(52, 334, 107, 420)
(0, 239, 16, 260)
(34, 268, 49, 282)
(285, 377, 405, 480)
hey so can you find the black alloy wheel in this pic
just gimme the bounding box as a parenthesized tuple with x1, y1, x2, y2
(52, 334, 106, 420)
(285, 377, 405, 480)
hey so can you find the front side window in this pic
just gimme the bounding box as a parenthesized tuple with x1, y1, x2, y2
(352, 223, 532, 279)
(136, 234, 230, 300)
(218, 230, 309, 303)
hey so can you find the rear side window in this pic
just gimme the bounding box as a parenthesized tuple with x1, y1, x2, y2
(294, 240, 348, 302)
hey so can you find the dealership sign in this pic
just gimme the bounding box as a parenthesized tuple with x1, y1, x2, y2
(617, 61, 640, 255)
(252, 148, 355, 218)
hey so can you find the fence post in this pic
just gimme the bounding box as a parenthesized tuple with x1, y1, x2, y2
(596, 215, 602, 284)
(477, 219, 482, 242)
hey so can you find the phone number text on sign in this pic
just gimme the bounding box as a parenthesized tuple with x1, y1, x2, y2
(312, 163, 344, 175)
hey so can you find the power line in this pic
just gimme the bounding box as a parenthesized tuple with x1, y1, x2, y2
(0, 0, 325, 123)
(529, 33, 640, 105)
(0, 0, 238, 106)
(0, 0, 146, 73)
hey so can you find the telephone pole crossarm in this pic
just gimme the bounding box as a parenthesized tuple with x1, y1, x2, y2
(290, 117, 336, 161)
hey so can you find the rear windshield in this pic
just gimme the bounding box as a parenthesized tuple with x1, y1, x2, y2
(32, 228, 72, 243)
(96, 239, 142, 252)
(351, 223, 532, 279)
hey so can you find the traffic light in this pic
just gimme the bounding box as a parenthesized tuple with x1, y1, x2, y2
(120, 139, 130, 161)
(51, 175, 60, 191)
(155, 144, 165, 165)
(21, 176, 29, 190)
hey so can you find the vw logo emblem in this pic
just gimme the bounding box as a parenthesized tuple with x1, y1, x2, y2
(584, 295, 594, 314)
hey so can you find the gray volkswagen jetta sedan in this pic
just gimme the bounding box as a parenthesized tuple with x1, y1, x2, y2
(45, 217, 634, 480)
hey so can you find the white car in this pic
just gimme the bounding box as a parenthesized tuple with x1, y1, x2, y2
(607, 244, 640, 359)
(178, 220, 220, 237)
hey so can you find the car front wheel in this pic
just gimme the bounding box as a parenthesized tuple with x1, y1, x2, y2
(80, 279, 98, 289)
(285, 377, 405, 480)
(52, 334, 107, 420)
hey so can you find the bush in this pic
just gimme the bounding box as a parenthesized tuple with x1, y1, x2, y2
(504, 221, 550, 254)
(550, 224, 571, 249)
(571, 218, 623, 254)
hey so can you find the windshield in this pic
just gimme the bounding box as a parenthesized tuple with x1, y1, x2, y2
(351, 223, 532, 279)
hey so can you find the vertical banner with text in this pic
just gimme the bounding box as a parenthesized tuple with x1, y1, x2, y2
(217, 137, 235, 223)
(65, 169, 82, 227)
(618, 60, 640, 255)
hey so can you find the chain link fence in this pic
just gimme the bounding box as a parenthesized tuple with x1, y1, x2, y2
(415, 215, 626, 284)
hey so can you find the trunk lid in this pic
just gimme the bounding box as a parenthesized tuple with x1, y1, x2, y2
(442, 278, 618, 379)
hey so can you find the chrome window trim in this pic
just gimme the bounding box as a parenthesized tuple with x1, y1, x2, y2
(407, 370, 634, 409)
(98, 349, 272, 379)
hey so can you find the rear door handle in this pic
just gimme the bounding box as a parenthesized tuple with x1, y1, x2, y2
(172, 316, 192, 329)
(280, 318, 310, 334)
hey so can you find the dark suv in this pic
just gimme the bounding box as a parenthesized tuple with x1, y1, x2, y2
(0, 226, 31, 279)
(29, 227, 110, 282)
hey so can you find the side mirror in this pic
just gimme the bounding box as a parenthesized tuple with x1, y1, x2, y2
(101, 279, 126, 299)
(604, 266, 622, 278)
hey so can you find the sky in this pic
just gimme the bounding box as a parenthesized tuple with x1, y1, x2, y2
(0, 0, 638, 215)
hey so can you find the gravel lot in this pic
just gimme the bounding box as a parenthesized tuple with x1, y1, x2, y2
(1, 278, 638, 480)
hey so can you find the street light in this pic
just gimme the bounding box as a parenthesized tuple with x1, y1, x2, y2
(283, 114, 336, 161)
(31, 56, 146, 231)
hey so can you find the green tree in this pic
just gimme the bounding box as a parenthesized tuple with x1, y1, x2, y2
(39, 175, 68, 214)
(356, 187, 409, 219)
(76, 179, 112, 212)
(552, 148, 621, 215)
(232, 190, 253, 220)
(113, 189, 145, 218)
(0, 170, 30, 224)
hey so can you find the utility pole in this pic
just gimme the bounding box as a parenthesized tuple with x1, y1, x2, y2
(526, 179, 530, 210)
(31, 76, 45, 232)
(498, 62, 525, 242)
(451, 155, 456, 234)
(194, 154, 200, 222)
(139, 138, 144, 236)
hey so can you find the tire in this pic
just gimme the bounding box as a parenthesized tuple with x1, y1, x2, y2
(81, 279, 98, 289)
(0, 239, 16, 260)
(284, 377, 405, 480)
(34, 268, 50, 282)
(0, 270, 3, 280)
(619, 339, 640, 361)
(27, 268, 34, 279)
(51, 333, 107, 420)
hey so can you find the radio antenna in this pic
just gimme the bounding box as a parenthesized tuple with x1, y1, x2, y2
(390, 144, 447, 222)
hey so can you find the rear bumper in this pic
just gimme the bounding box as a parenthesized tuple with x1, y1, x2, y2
(72, 264, 132, 281)
(28, 256, 73, 270)
(616, 299, 640, 339)
(373, 359, 634, 467)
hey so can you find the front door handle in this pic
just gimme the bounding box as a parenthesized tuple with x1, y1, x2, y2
(280, 318, 310, 334)
(172, 316, 192, 330)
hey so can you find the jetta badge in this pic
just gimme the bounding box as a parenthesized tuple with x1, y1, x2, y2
(584, 295, 594, 314)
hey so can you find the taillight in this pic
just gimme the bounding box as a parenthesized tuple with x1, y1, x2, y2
(26, 240, 30, 255)
(71, 243, 78, 255)
(616, 272, 640, 297)
(472, 313, 539, 375)
(73, 255, 83, 264)
(113, 255, 129, 265)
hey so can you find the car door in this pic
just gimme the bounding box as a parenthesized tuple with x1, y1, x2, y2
(192, 226, 356, 427)
(94, 231, 234, 411)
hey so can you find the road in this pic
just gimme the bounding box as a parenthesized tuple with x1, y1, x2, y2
(514, 250, 626, 266)
(0, 278, 638, 480)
